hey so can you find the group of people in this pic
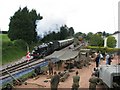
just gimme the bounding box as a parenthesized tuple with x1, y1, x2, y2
(48, 60, 80, 90)
(50, 70, 101, 90)
(48, 51, 110, 90)
(95, 51, 112, 68)
(50, 70, 80, 90)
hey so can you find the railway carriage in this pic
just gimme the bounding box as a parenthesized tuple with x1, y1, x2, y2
(31, 38, 74, 58)
(53, 38, 74, 50)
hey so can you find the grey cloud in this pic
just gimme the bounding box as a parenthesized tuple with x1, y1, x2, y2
(36, 17, 66, 37)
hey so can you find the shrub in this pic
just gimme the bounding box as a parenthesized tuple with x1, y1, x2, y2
(86, 46, 120, 54)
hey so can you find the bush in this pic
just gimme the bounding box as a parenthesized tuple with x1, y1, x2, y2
(86, 46, 120, 54)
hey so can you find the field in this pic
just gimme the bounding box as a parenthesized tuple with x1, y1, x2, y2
(1, 34, 26, 65)
(1, 34, 10, 42)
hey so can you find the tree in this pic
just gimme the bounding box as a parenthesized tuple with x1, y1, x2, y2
(86, 32, 93, 41)
(8, 7, 42, 44)
(68, 27, 74, 36)
(41, 25, 74, 42)
(59, 25, 68, 40)
(103, 31, 106, 37)
(107, 36, 117, 48)
(1, 31, 8, 34)
(96, 32, 102, 36)
(89, 34, 104, 46)
(74, 32, 83, 38)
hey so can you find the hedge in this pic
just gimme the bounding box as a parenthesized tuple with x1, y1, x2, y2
(86, 46, 120, 54)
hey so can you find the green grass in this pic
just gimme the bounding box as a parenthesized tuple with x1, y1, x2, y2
(1, 34, 26, 65)
(2, 46, 26, 65)
(1, 34, 10, 42)
(1, 34, 40, 65)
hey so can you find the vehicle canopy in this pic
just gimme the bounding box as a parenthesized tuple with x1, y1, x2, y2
(98, 65, 120, 88)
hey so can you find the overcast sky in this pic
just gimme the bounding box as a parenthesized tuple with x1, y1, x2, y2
(0, 0, 119, 35)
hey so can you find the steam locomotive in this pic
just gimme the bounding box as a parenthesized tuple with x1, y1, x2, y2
(31, 38, 74, 59)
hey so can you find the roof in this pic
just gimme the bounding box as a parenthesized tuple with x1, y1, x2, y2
(45, 50, 65, 59)
(99, 65, 120, 88)
(100, 65, 120, 74)
(59, 50, 78, 60)
(38, 44, 48, 48)
(45, 49, 79, 61)
(58, 38, 74, 43)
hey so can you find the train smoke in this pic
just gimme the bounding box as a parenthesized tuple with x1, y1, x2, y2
(36, 16, 66, 38)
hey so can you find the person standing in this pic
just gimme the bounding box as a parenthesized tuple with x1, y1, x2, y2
(99, 51, 103, 64)
(48, 60, 54, 75)
(72, 71, 80, 90)
(95, 51, 100, 68)
(50, 71, 60, 90)
(89, 73, 101, 90)
(108, 55, 112, 65)
(105, 53, 110, 65)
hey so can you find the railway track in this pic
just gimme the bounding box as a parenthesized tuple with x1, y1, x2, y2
(1, 52, 61, 83)
(1, 58, 46, 79)
(0, 56, 61, 88)
(1, 43, 75, 78)
(1, 42, 80, 87)
(1, 58, 39, 76)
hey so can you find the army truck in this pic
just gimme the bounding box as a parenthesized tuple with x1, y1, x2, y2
(98, 65, 120, 88)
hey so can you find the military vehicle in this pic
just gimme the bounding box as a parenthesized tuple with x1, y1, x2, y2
(97, 65, 120, 89)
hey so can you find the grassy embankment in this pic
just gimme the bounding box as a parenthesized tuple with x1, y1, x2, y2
(1, 34, 26, 65)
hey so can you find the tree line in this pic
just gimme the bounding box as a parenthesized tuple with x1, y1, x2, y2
(0, 31, 8, 34)
(74, 31, 117, 48)
(8, 7, 74, 44)
(41, 25, 74, 42)
(7, 6, 117, 48)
